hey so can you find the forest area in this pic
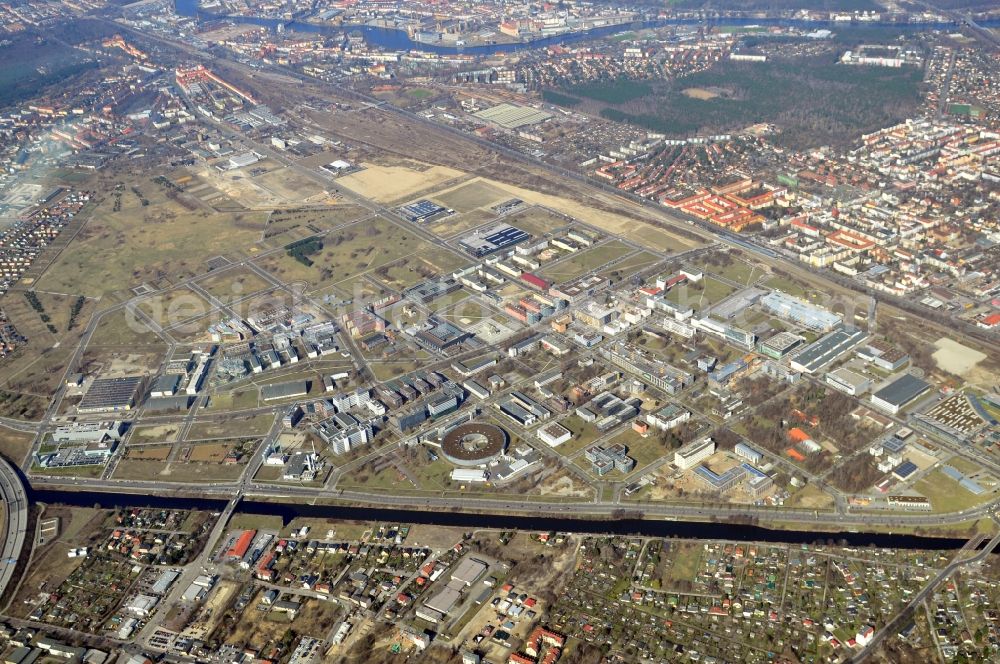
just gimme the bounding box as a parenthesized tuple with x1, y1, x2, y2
(549, 55, 924, 150)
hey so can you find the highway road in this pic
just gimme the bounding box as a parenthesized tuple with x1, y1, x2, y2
(0, 456, 29, 609)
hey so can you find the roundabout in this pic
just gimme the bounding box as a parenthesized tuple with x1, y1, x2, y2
(441, 422, 508, 467)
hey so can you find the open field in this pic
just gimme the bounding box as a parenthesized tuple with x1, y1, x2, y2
(198, 267, 273, 301)
(0, 428, 34, 465)
(483, 181, 701, 250)
(683, 87, 720, 100)
(136, 287, 212, 323)
(186, 413, 275, 440)
(35, 179, 267, 297)
(552, 416, 607, 456)
(784, 483, 836, 510)
(540, 240, 634, 282)
(502, 206, 570, 238)
(663, 541, 702, 587)
(79, 347, 166, 382)
(191, 161, 289, 211)
(186, 441, 236, 462)
(128, 424, 179, 443)
(123, 444, 171, 460)
(252, 167, 330, 203)
(0, 390, 51, 421)
(427, 208, 498, 238)
(915, 469, 997, 513)
(704, 258, 762, 286)
(2, 290, 95, 343)
(205, 389, 260, 412)
(0, 292, 98, 398)
(763, 274, 810, 299)
(0, 344, 77, 403)
(430, 179, 510, 212)
(601, 250, 661, 279)
(933, 337, 988, 380)
(87, 308, 167, 347)
(256, 216, 466, 289)
(368, 249, 471, 290)
(262, 204, 368, 241)
(112, 458, 246, 482)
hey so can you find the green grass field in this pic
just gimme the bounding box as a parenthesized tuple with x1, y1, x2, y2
(540, 240, 634, 282)
(915, 469, 997, 514)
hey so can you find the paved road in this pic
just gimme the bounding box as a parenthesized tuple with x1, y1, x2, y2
(25, 471, 1000, 533)
(0, 456, 29, 608)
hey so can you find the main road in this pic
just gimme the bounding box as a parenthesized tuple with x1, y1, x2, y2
(0, 455, 29, 608)
(26, 472, 1000, 532)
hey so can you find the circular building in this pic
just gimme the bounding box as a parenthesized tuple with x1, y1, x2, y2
(441, 422, 508, 467)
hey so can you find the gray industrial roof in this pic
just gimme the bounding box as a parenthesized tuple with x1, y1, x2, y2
(872, 374, 931, 407)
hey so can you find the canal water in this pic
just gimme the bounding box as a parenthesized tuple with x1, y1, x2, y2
(31, 487, 971, 551)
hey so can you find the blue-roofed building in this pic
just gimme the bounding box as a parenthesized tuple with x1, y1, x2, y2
(760, 291, 842, 331)
(458, 223, 530, 257)
(400, 199, 449, 223)
(694, 464, 747, 492)
(941, 465, 964, 481)
(708, 358, 749, 388)
(892, 460, 918, 481)
(959, 477, 985, 495)
(882, 436, 907, 454)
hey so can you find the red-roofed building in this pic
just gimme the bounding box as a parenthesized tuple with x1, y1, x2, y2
(790, 217, 822, 238)
(521, 272, 550, 291)
(226, 530, 256, 560)
(664, 274, 687, 288)
(788, 427, 811, 444)
(256, 551, 276, 581)
(978, 313, 1000, 329)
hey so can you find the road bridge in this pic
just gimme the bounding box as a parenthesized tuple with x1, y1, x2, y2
(0, 456, 29, 608)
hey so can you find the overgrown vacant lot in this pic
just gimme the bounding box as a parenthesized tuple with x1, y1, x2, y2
(36, 179, 266, 297)
(256, 216, 469, 289)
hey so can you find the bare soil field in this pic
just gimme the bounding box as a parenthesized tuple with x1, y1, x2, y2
(187, 442, 236, 462)
(123, 444, 171, 461)
(336, 161, 463, 204)
(933, 337, 989, 381)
